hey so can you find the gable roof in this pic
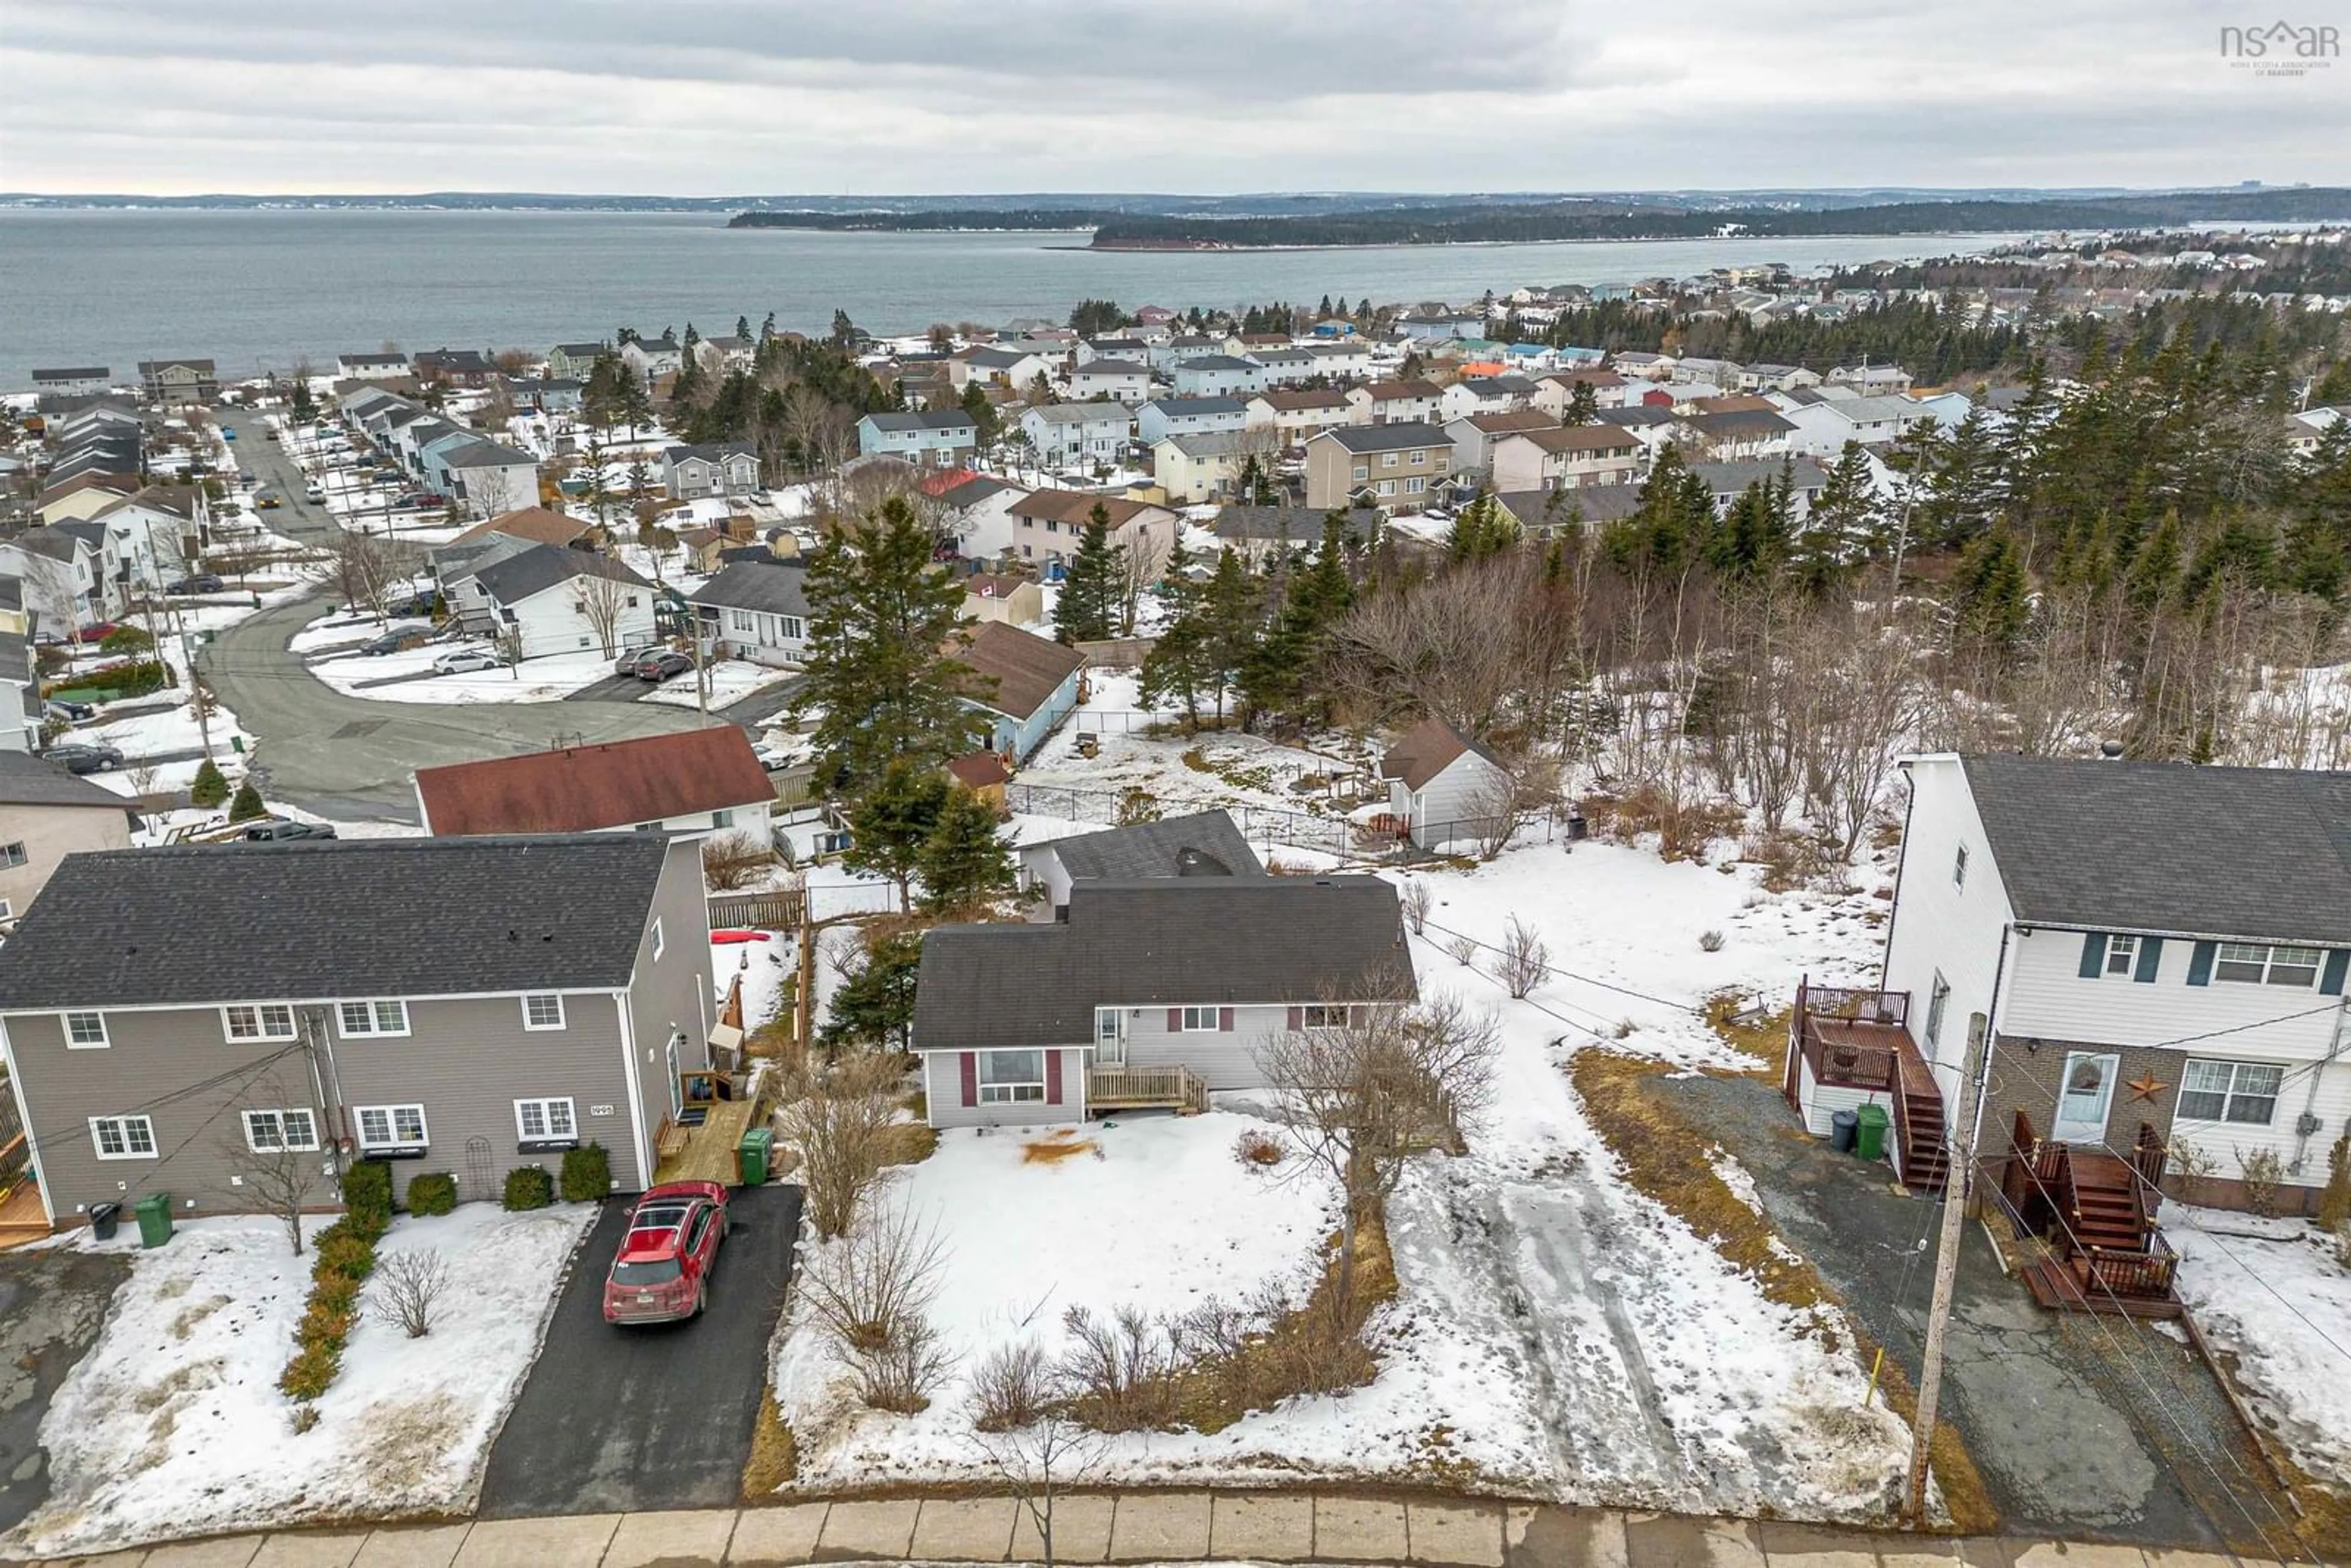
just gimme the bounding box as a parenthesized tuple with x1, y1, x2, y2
(1458, 410, 1558, 435)
(0, 836, 677, 1008)
(1318, 424, 1446, 454)
(35, 473, 137, 509)
(1499, 486, 1644, 527)
(0, 750, 135, 811)
(450, 506, 591, 549)
(938, 475, 1022, 509)
(1381, 715, 1506, 791)
(1359, 379, 1440, 401)
(471, 542, 651, 606)
(1253, 389, 1351, 413)
(1008, 489, 1166, 528)
(1139, 396, 1246, 419)
(1037, 809, 1264, 883)
(951, 621, 1085, 721)
(912, 877, 1415, 1049)
(862, 410, 978, 435)
(416, 729, 775, 837)
(686, 559, 811, 618)
(1502, 424, 1643, 456)
(1955, 755, 2351, 946)
(1213, 504, 1379, 545)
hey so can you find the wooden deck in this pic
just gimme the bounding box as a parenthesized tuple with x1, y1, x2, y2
(1089, 1065, 1210, 1115)
(0, 1183, 50, 1250)
(2022, 1257, 2184, 1319)
(653, 1097, 760, 1187)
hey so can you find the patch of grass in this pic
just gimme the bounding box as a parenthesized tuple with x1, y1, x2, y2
(880, 1121, 939, 1166)
(742, 1389, 799, 1498)
(1705, 992, 1790, 1078)
(1021, 1130, 1100, 1165)
(1567, 1048, 1997, 1534)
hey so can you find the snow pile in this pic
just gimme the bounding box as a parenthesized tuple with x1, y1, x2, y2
(641, 658, 794, 710)
(306, 644, 618, 704)
(2167, 1207, 2351, 1489)
(7, 1204, 592, 1559)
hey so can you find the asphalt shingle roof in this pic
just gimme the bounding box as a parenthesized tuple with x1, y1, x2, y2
(0, 836, 675, 1008)
(911, 877, 1415, 1050)
(0, 751, 135, 811)
(1040, 809, 1264, 883)
(1958, 754, 2351, 945)
(471, 542, 651, 606)
(687, 559, 811, 618)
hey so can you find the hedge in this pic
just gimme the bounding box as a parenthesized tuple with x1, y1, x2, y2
(405, 1171, 457, 1217)
(342, 1159, 394, 1222)
(560, 1142, 611, 1204)
(503, 1165, 553, 1211)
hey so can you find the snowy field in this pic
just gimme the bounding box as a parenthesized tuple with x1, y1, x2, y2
(2167, 1207, 2351, 1491)
(305, 639, 617, 704)
(4, 1204, 593, 1559)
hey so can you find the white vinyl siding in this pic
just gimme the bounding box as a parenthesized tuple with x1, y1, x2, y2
(354, 1103, 428, 1150)
(222, 1004, 298, 1042)
(91, 1114, 157, 1159)
(242, 1108, 320, 1153)
(338, 999, 410, 1038)
(2212, 942, 2323, 988)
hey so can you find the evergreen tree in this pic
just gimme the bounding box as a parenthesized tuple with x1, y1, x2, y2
(1054, 508, 1120, 643)
(799, 495, 986, 795)
(760, 310, 776, 340)
(1706, 471, 1793, 582)
(1447, 492, 1523, 563)
(2283, 419, 2351, 599)
(2126, 507, 2184, 614)
(1790, 441, 1875, 595)
(189, 757, 228, 809)
(228, 779, 266, 823)
(736, 314, 752, 343)
(918, 787, 1018, 915)
(1605, 443, 1714, 574)
(1242, 514, 1355, 729)
(820, 931, 923, 1052)
(1950, 530, 2030, 653)
(1917, 408, 2002, 546)
(958, 381, 1001, 449)
(845, 758, 951, 904)
(1565, 380, 1600, 425)
(1139, 533, 1211, 725)
(829, 309, 857, 348)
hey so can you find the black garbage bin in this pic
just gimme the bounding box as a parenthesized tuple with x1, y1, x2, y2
(89, 1201, 121, 1241)
(1830, 1108, 1859, 1154)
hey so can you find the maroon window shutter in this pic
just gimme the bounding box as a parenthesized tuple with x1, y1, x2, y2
(1287, 1005, 1303, 1031)
(1166, 1007, 1182, 1032)
(960, 1052, 978, 1108)
(1219, 1007, 1235, 1032)
(1045, 1051, 1063, 1104)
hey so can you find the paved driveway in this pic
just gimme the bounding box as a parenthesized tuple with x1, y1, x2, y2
(475, 1182, 803, 1518)
(0, 1248, 132, 1536)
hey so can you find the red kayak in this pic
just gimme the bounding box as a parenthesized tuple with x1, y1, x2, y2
(710, 929, 771, 944)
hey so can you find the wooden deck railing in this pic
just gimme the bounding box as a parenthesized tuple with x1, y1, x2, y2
(2083, 1231, 2179, 1300)
(1089, 1065, 1209, 1114)
(1798, 982, 1909, 1028)
(1788, 978, 1908, 1095)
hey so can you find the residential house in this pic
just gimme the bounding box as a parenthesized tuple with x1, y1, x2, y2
(1673, 357, 1745, 388)
(1006, 490, 1179, 573)
(1307, 341, 1375, 380)
(1379, 716, 1514, 850)
(618, 335, 683, 388)
(433, 439, 541, 518)
(512, 378, 585, 416)
(1019, 809, 1263, 921)
(1172, 356, 1265, 399)
(1398, 307, 1483, 342)
(1488, 424, 1646, 494)
(1076, 337, 1157, 365)
(1135, 397, 1247, 448)
(1021, 403, 1132, 469)
(336, 353, 410, 381)
(414, 729, 776, 847)
(1613, 351, 1672, 379)
(1530, 370, 1630, 416)
(1067, 360, 1152, 403)
(448, 506, 595, 552)
(80, 487, 203, 595)
(962, 572, 1046, 629)
(0, 631, 33, 755)
(953, 621, 1084, 762)
(1211, 504, 1379, 568)
(1669, 408, 1797, 462)
(413, 348, 497, 388)
(432, 533, 539, 631)
(937, 475, 1029, 560)
(0, 835, 714, 1229)
(1498, 484, 1644, 538)
(547, 342, 611, 382)
(688, 560, 812, 669)
(856, 410, 980, 468)
(1739, 363, 1822, 394)
(1690, 459, 1830, 520)
(467, 544, 656, 659)
(1150, 431, 1255, 503)
(136, 359, 217, 406)
(959, 345, 1059, 392)
(1780, 394, 1935, 455)
(910, 876, 1415, 1128)
(1345, 379, 1442, 426)
(1828, 364, 1914, 394)
(1437, 376, 1537, 422)
(1248, 347, 1321, 388)
(34, 475, 137, 529)
(662, 442, 760, 501)
(1245, 389, 1354, 446)
(1445, 410, 1560, 478)
(0, 531, 106, 629)
(30, 369, 110, 398)
(1304, 425, 1451, 511)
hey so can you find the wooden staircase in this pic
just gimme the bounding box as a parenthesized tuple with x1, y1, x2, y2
(1892, 1040, 1949, 1192)
(2062, 1152, 2152, 1253)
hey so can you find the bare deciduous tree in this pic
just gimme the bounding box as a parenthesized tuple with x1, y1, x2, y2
(571, 569, 636, 658)
(782, 1051, 907, 1240)
(373, 1248, 449, 1338)
(966, 1391, 1107, 1568)
(801, 1197, 954, 1412)
(1494, 916, 1550, 999)
(1397, 879, 1433, 937)
(219, 1081, 328, 1256)
(312, 530, 426, 622)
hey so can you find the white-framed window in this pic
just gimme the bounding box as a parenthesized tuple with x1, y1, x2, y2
(1303, 1004, 1349, 1029)
(1952, 843, 1968, 888)
(978, 1049, 1045, 1104)
(90, 1114, 157, 1160)
(1378, 479, 1396, 496)
(242, 1108, 320, 1153)
(2104, 935, 2139, 977)
(222, 1003, 299, 1043)
(651, 918, 666, 959)
(522, 994, 566, 1030)
(777, 615, 804, 642)
(713, 809, 735, 829)
(337, 999, 410, 1037)
(0, 899, 10, 920)
(1408, 449, 1427, 465)
(2213, 942, 2323, 988)
(2177, 1059, 2285, 1125)
(1351, 463, 1369, 481)
(63, 1010, 109, 1049)
(1, 841, 26, 868)
(1925, 972, 1950, 1046)
(514, 1097, 578, 1142)
(1177, 1005, 1221, 1032)
(1406, 476, 1425, 494)
(1381, 451, 1399, 468)
(729, 609, 755, 633)
(354, 1103, 428, 1150)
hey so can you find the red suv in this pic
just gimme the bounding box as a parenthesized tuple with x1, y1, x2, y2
(601, 1180, 729, 1326)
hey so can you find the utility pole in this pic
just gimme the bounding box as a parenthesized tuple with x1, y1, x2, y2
(1906, 1011, 1990, 1526)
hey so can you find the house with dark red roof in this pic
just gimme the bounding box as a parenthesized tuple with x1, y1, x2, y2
(413, 727, 776, 846)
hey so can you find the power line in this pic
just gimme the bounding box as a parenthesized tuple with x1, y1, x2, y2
(1412, 912, 1706, 1019)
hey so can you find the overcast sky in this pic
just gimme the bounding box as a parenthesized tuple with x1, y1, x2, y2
(3, 1, 2344, 195)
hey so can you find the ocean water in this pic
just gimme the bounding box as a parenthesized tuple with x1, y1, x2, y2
(0, 209, 2023, 388)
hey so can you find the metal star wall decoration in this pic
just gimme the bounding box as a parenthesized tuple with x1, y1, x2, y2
(2125, 1072, 2169, 1102)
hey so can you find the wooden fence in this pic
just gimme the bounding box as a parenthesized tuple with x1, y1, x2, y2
(708, 890, 806, 929)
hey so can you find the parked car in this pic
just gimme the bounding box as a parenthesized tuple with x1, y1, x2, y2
(384, 591, 442, 618)
(430, 647, 503, 675)
(359, 625, 433, 655)
(239, 819, 338, 842)
(256, 493, 282, 510)
(73, 622, 120, 645)
(602, 1182, 729, 1326)
(45, 743, 123, 775)
(237, 468, 255, 484)
(220, 427, 237, 441)
(632, 650, 692, 682)
(167, 573, 226, 595)
(613, 643, 661, 676)
(44, 698, 94, 724)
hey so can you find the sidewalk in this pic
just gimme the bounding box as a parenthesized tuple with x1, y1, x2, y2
(27, 1491, 2274, 1568)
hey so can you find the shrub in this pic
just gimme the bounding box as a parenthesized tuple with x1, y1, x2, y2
(296, 1297, 354, 1352)
(786, 1052, 907, 1240)
(1698, 929, 1726, 953)
(342, 1204, 390, 1245)
(701, 831, 775, 891)
(801, 1200, 954, 1414)
(560, 1142, 612, 1204)
(54, 658, 169, 700)
(228, 780, 266, 823)
(2237, 1147, 2285, 1217)
(99, 625, 156, 655)
(279, 1341, 341, 1401)
(2317, 1133, 2351, 1236)
(405, 1171, 457, 1217)
(310, 1271, 362, 1316)
(503, 1165, 553, 1211)
(189, 757, 230, 809)
(373, 1249, 449, 1338)
(971, 1338, 1055, 1432)
(1058, 1304, 1181, 1433)
(1234, 1129, 1285, 1169)
(1493, 915, 1550, 999)
(312, 1231, 375, 1286)
(341, 1158, 394, 1224)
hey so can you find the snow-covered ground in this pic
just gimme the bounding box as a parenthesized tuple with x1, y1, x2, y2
(713, 929, 792, 1033)
(642, 658, 793, 710)
(2167, 1207, 2351, 1490)
(305, 639, 617, 704)
(5, 1204, 593, 1559)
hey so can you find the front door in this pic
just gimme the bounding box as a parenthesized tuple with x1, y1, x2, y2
(2052, 1051, 2120, 1146)
(1095, 1008, 1127, 1069)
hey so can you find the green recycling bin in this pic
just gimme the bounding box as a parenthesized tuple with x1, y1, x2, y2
(738, 1127, 773, 1187)
(1853, 1105, 1891, 1162)
(132, 1193, 175, 1248)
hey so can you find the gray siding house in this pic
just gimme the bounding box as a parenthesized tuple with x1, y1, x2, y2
(0, 836, 714, 1232)
(911, 877, 1415, 1130)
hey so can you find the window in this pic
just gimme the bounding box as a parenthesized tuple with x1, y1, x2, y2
(2213, 942, 2323, 988)
(651, 918, 666, 960)
(337, 999, 410, 1037)
(222, 1004, 298, 1042)
(1177, 1006, 1221, 1032)
(242, 1108, 320, 1153)
(1097, 1008, 1122, 1046)
(1925, 973, 1951, 1046)
(2104, 935, 2139, 977)
(2178, 1059, 2285, 1125)
(1, 841, 25, 868)
(711, 809, 737, 830)
(1303, 1004, 1350, 1029)
(978, 1049, 1045, 1104)
(1378, 479, 1397, 496)
(354, 1104, 429, 1150)
(64, 1010, 108, 1049)
(522, 994, 566, 1030)
(1352, 464, 1369, 481)
(778, 615, 804, 642)
(729, 609, 754, 633)
(1381, 452, 1399, 468)
(1408, 449, 1427, 465)
(1952, 844, 1968, 888)
(514, 1097, 578, 1142)
(91, 1114, 157, 1160)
